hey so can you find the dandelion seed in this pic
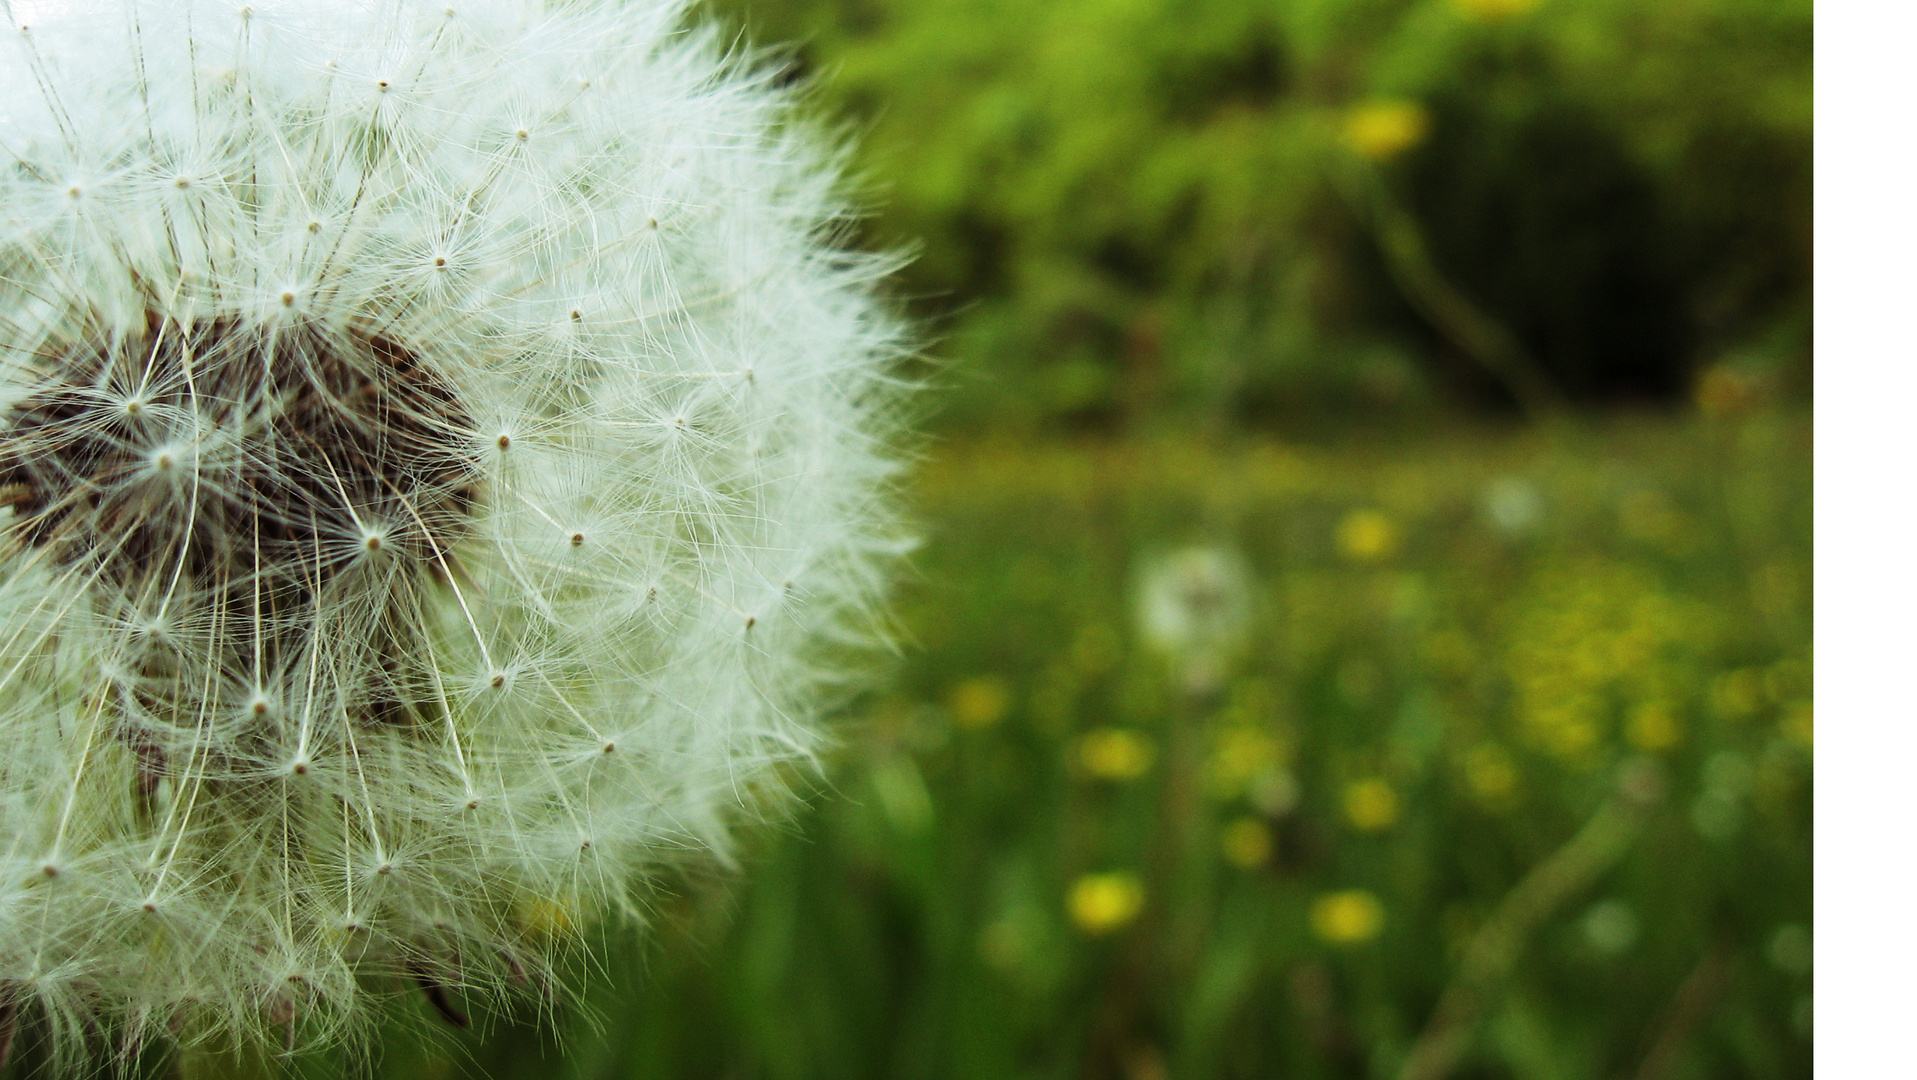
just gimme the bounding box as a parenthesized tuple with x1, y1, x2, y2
(0, 0, 908, 1059)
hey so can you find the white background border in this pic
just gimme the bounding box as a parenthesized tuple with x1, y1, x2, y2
(1814, 0, 1912, 1070)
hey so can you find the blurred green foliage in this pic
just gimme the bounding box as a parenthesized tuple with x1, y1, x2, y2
(715, 0, 1809, 431)
(290, 409, 1809, 1080)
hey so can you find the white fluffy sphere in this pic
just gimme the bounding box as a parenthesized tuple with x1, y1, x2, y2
(0, 0, 907, 1055)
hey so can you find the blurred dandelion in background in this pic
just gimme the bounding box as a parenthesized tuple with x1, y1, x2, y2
(1480, 476, 1546, 537)
(1135, 546, 1253, 694)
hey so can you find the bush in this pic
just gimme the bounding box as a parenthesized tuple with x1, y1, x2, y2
(717, 0, 1810, 431)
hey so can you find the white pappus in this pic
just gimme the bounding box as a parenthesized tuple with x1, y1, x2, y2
(0, 0, 910, 1059)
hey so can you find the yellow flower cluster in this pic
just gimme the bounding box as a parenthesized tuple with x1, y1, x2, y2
(1505, 564, 1710, 763)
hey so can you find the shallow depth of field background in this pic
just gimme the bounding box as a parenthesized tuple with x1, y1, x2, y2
(315, 0, 1811, 1077)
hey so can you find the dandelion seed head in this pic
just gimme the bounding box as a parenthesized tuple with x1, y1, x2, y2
(0, 0, 909, 1059)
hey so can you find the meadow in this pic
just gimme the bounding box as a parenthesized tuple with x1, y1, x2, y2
(337, 405, 1810, 1080)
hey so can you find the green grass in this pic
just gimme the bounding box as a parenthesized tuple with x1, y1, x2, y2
(313, 412, 1810, 1080)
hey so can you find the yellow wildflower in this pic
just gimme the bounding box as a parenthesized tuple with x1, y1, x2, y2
(1343, 779, 1401, 831)
(1221, 817, 1274, 870)
(1312, 890, 1385, 945)
(1625, 701, 1683, 752)
(1069, 873, 1145, 935)
(948, 676, 1011, 730)
(1079, 728, 1156, 781)
(1336, 508, 1402, 562)
(1342, 102, 1430, 163)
